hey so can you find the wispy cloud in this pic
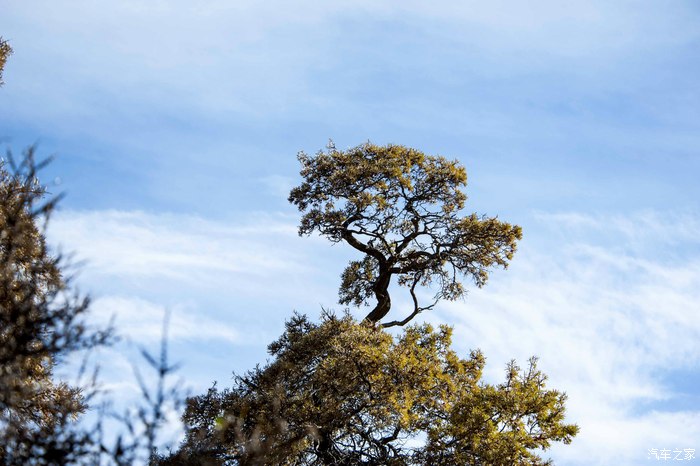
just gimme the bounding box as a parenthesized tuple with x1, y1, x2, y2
(92, 295, 239, 344)
(4, 0, 698, 219)
(5, 2, 699, 462)
(50, 209, 303, 285)
(4, 1, 698, 127)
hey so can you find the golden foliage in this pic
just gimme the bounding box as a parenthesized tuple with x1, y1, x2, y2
(289, 142, 522, 325)
(169, 315, 577, 465)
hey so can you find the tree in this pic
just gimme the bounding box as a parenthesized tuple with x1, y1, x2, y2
(288, 142, 522, 326)
(164, 314, 577, 465)
(162, 142, 577, 465)
(0, 37, 11, 86)
(0, 148, 110, 463)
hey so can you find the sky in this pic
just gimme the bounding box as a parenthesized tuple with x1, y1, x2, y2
(2, 1, 700, 464)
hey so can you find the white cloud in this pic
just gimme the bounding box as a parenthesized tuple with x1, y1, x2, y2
(50, 209, 305, 286)
(92, 295, 239, 344)
(48, 207, 351, 334)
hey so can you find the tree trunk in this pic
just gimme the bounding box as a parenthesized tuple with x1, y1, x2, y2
(363, 268, 392, 323)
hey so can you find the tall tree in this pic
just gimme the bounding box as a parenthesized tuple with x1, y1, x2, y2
(289, 142, 522, 326)
(162, 142, 576, 465)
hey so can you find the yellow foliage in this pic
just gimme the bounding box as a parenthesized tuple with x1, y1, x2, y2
(289, 142, 522, 326)
(172, 314, 577, 465)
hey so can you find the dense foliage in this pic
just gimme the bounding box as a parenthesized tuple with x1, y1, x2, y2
(289, 142, 522, 326)
(0, 150, 188, 465)
(163, 315, 577, 465)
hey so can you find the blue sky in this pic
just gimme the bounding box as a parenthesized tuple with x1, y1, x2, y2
(2, 1, 699, 464)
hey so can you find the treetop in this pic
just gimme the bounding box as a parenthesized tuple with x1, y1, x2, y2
(289, 142, 522, 326)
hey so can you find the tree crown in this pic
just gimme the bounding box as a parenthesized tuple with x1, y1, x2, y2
(289, 142, 522, 326)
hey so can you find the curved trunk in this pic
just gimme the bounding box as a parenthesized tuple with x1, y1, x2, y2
(363, 268, 392, 323)
(339, 229, 395, 324)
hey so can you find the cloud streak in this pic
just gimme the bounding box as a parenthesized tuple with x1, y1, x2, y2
(92, 296, 239, 344)
(50, 209, 304, 285)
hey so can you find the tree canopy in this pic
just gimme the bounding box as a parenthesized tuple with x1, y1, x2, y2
(289, 142, 522, 326)
(164, 315, 577, 466)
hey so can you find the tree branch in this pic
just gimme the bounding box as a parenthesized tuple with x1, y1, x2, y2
(381, 277, 437, 328)
(342, 230, 386, 265)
